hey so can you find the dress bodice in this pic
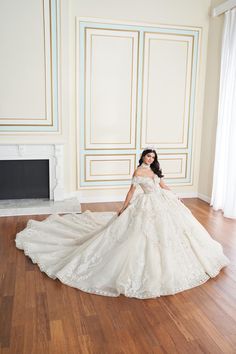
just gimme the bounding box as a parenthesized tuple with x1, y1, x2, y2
(131, 175, 161, 194)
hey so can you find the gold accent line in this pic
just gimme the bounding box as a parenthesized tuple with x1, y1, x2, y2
(142, 35, 191, 147)
(0, 117, 47, 121)
(144, 31, 195, 38)
(85, 178, 133, 182)
(79, 186, 131, 190)
(84, 177, 131, 187)
(84, 153, 137, 157)
(49, 0, 54, 127)
(139, 30, 145, 150)
(89, 32, 133, 145)
(43, 0, 47, 121)
(144, 38, 189, 146)
(146, 38, 193, 148)
(89, 158, 131, 176)
(134, 31, 140, 149)
(0, 123, 54, 127)
(56, 0, 62, 133)
(157, 152, 188, 155)
(129, 36, 134, 145)
(83, 147, 137, 150)
(185, 32, 195, 149)
(84, 153, 136, 182)
(80, 151, 190, 185)
(84, 28, 138, 148)
(89, 33, 136, 39)
(140, 32, 194, 150)
(85, 26, 141, 34)
(158, 153, 187, 178)
(89, 34, 134, 145)
(158, 158, 183, 175)
(84, 26, 87, 147)
(0, 0, 54, 125)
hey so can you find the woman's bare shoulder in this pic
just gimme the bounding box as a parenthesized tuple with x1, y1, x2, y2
(132, 167, 144, 177)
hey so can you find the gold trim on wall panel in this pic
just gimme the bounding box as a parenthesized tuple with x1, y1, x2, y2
(142, 34, 191, 147)
(77, 20, 200, 188)
(90, 159, 131, 176)
(0, 0, 53, 125)
(185, 33, 194, 151)
(84, 28, 139, 149)
(89, 34, 134, 145)
(158, 153, 187, 178)
(140, 32, 193, 150)
(84, 154, 136, 181)
(159, 158, 183, 176)
(48, 0, 53, 126)
(144, 39, 189, 145)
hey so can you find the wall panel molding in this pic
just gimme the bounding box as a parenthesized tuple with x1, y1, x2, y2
(0, 0, 60, 133)
(84, 28, 138, 149)
(85, 154, 136, 181)
(141, 32, 193, 149)
(77, 19, 201, 187)
(158, 154, 187, 178)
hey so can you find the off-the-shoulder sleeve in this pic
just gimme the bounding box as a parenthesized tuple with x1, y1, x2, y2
(131, 175, 139, 186)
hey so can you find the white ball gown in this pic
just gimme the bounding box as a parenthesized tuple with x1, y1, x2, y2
(15, 174, 229, 299)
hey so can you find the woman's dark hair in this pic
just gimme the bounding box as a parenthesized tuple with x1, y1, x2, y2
(138, 149, 164, 178)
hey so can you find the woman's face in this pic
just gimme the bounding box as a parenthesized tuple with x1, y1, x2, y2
(143, 152, 155, 165)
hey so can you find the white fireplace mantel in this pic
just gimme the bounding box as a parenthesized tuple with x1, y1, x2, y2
(0, 144, 65, 201)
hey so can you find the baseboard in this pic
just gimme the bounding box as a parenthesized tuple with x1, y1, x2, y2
(178, 192, 198, 198)
(197, 193, 211, 203)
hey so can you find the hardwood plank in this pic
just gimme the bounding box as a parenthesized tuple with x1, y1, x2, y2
(9, 325, 25, 354)
(36, 293, 51, 342)
(2, 264, 16, 297)
(0, 296, 14, 348)
(11, 252, 26, 326)
(22, 307, 37, 354)
(49, 320, 67, 354)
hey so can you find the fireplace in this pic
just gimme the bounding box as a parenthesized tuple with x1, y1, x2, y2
(0, 145, 82, 217)
(0, 144, 64, 201)
(0, 159, 49, 200)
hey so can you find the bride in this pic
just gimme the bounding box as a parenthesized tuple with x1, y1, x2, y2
(15, 148, 230, 299)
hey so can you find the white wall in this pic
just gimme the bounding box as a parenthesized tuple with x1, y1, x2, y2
(0, 0, 215, 202)
(199, 0, 225, 201)
(71, 0, 212, 201)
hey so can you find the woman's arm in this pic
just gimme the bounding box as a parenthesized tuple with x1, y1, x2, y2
(159, 178, 183, 202)
(117, 184, 136, 216)
(159, 178, 171, 190)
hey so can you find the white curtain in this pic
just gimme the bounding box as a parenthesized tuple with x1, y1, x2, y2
(211, 8, 236, 218)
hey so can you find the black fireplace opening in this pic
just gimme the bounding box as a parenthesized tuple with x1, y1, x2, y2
(0, 160, 49, 200)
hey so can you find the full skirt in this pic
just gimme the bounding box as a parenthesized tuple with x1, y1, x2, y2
(15, 190, 230, 299)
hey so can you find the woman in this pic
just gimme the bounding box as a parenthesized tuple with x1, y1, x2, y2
(15, 148, 229, 299)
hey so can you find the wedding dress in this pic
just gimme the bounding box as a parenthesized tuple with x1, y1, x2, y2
(15, 174, 230, 299)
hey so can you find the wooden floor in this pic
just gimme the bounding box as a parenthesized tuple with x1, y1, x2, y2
(0, 199, 236, 354)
